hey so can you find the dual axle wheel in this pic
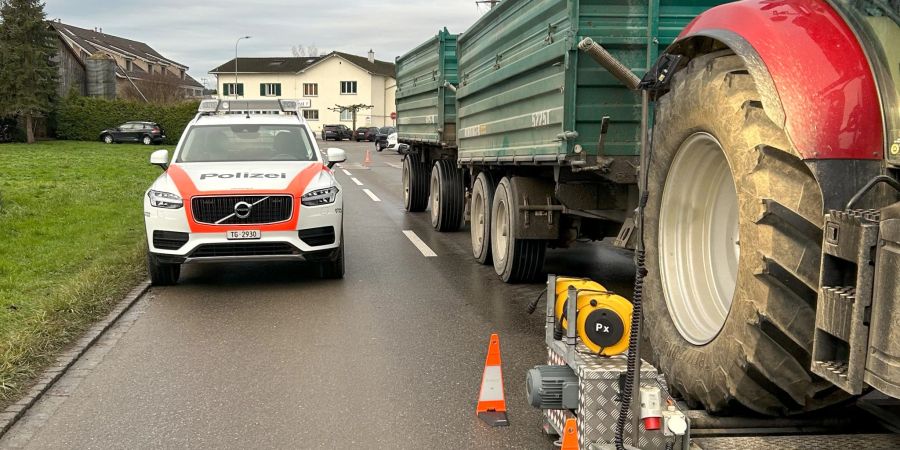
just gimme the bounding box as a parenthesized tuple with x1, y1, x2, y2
(402, 155, 545, 283)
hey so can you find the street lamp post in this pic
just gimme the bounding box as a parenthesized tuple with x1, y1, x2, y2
(234, 36, 251, 99)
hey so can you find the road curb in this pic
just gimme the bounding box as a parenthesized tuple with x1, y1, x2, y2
(0, 280, 151, 438)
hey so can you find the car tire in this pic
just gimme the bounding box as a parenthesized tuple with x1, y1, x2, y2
(470, 171, 496, 264)
(103, 134, 113, 144)
(430, 159, 465, 232)
(490, 177, 546, 283)
(142, 135, 152, 145)
(319, 238, 344, 279)
(147, 253, 180, 285)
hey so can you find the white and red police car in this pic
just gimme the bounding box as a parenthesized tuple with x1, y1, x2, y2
(143, 99, 346, 285)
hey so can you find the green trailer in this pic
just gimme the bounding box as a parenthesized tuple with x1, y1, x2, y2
(395, 28, 459, 148)
(400, 0, 728, 282)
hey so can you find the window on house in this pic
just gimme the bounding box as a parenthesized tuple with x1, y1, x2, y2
(260, 83, 282, 97)
(303, 109, 319, 121)
(340, 110, 352, 121)
(303, 83, 318, 97)
(147, 63, 154, 74)
(223, 83, 244, 96)
(125, 60, 133, 72)
(340, 81, 357, 95)
(180, 69, 186, 80)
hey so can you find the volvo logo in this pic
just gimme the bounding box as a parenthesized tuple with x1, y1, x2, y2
(234, 201, 253, 219)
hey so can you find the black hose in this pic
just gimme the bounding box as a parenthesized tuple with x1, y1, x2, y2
(615, 249, 646, 450)
(526, 288, 547, 314)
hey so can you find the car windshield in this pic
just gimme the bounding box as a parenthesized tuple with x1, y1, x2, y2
(177, 124, 317, 162)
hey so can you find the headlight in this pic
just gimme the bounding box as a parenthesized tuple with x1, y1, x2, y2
(301, 186, 339, 206)
(147, 190, 183, 209)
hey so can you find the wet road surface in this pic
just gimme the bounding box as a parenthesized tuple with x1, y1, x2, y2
(1, 139, 635, 449)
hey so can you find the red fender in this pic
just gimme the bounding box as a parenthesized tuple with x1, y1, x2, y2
(677, 0, 882, 160)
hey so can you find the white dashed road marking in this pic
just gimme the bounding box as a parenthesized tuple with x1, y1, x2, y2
(342, 169, 352, 176)
(351, 177, 363, 186)
(386, 162, 402, 169)
(402, 230, 437, 257)
(362, 189, 381, 202)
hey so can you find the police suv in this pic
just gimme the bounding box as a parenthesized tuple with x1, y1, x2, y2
(144, 99, 346, 285)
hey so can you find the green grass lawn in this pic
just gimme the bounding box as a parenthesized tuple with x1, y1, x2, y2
(0, 140, 161, 407)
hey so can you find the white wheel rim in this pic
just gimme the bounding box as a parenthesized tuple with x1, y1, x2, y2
(105, 136, 112, 143)
(471, 181, 486, 256)
(144, 137, 151, 144)
(659, 132, 740, 345)
(402, 161, 411, 206)
(494, 194, 509, 267)
(430, 168, 440, 224)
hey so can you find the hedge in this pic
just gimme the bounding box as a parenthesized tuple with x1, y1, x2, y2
(56, 94, 199, 145)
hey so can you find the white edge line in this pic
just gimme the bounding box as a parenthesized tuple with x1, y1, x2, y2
(402, 230, 437, 257)
(342, 169, 352, 176)
(362, 188, 381, 202)
(351, 177, 364, 186)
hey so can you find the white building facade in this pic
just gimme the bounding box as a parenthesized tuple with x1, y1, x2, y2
(210, 52, 397, 133)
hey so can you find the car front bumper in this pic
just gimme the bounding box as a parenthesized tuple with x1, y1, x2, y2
(144, 196, 343, 264)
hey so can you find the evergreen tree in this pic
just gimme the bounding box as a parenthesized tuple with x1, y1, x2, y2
(0, 0, 57, 143)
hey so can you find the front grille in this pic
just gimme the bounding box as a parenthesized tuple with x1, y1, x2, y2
(153, 230, 189, 250)
(189, 242, 298, 258)
(191, 195, 292, 225)
(298, 226, 335, 246)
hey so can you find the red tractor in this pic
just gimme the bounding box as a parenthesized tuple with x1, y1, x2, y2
(639, 0, 900, 416)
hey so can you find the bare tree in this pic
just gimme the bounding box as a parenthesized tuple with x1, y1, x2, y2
(120, 71, 189, 104)
(291, 43, 320, 57)
(328, 104, 373, 132)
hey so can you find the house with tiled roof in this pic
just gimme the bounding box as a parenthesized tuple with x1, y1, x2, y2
(209, 51, 397, 131)
(51, 20, 204, 100)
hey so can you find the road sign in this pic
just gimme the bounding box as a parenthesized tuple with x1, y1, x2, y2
(390, 111, 397, 120)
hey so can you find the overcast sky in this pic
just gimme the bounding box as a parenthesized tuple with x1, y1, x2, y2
(43, 0, 489, 87)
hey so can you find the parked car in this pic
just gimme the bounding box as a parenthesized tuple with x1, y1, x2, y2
(354, 127, 379, 142)
(144, 99, 347, 285)
(374, 126, 395, 151)
(321, 124, 352, 141)
(100, 121, 166, 145)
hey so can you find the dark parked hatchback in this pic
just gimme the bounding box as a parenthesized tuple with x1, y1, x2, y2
(100, 121, 166, 145)
(355, 127, 378, 142)
(321, 124, 352, 141)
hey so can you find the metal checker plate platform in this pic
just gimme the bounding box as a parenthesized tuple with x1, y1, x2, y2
(544, 341, 675, 450)
(692, 433, 900, 449)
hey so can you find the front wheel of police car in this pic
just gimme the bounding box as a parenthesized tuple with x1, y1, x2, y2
(143, 99, 345, 285)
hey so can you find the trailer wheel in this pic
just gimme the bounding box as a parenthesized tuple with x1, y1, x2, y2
(402, 155, 429, 212)
(643, 50, 843, 415)
(470, 171, 496, 264)
(491, 177, 546, 283)
(430, 159, 464, 231)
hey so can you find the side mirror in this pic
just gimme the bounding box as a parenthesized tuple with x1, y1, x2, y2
(150, 149, 170, 170)
(326, 148, 346, 169)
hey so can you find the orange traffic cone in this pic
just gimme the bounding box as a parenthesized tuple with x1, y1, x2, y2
(364, 148, 372, 165)
(476, 333, 508, 427)
(560, 418, 578, 450)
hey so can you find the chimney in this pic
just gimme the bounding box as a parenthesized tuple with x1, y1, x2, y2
(368, 49, 375, 64)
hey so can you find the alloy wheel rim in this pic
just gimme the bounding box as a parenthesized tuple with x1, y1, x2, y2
(659, 132, 740, 345)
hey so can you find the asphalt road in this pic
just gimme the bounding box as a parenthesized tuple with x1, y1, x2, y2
(1, 139, 636, 449)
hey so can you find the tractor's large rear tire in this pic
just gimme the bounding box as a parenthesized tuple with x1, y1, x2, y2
(403, 155, 429, 212)
(643, 50, 845, 415)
